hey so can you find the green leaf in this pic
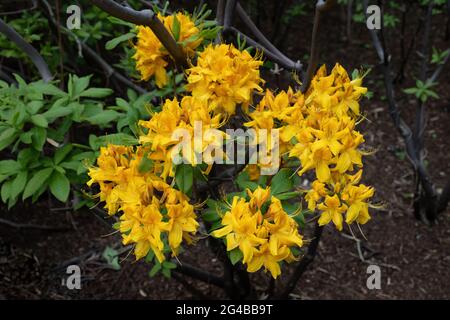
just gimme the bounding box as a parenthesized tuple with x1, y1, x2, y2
(94, 133, 138, 148)
(162, 261, 177, 270)
(0, 160, 21, 175)
(138, 155, 154, 173)
(20, 131, 33, 144)
(1, 180, 12, 203)
(79, 88, 113, 98)
(172, 15, 181, 41)
(86, 110, 119, 126)
(31, 114, 48, 128)
(27, 101, 45, 114)
(22, 167, 53, 200)
(10, 171, 27, 200)
(30, 82, 66, 97)
(105, 32, 135, 50)
(276, 191, 302, 200)
(271, 168, 294, 195)
(161, 268, 171, 278)
(0, 127, 17, 151)
(42, 105, 74, 121)
(72, 75, 91, 98)
(235, 171, 259, 191)
(175, 164, 193, 195)
(54, 144, 73, 164)
(17, 148, 38, 166)
(102, 246, 121, 271)
(48, 171, 70, 202)
(202, 210, 220, 222)
(149, 263, 161, 277)
(31, 127, 47, 151)
(229, 249, 243, 265)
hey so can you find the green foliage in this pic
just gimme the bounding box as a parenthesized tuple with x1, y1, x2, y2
(431, 47, 450, 65)
(175, 164, 194, 195)
(0, 11, 59, 69)
(404, 80, 439, 103)
(102, 246, 121, 270)
(0, 74, 125, 208)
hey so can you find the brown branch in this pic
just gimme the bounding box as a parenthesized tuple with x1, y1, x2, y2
(0, 17, 52, 82)
(235, 2, 301, 72)
(0, 218, 69, 231)
(89, 0, 187, 67)
(276, 224, 324, 299)
(174, 263, 225, 289)
(223, 0, 237, 29)
(301, 0, 336, 92)
(363, 0, 442, 222)
(227, 27, 302, 72)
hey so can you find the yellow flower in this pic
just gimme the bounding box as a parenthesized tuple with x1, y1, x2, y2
(139, 97, 224, 180)
(342, 183, 374, 225)
(247, 186, 271, 211)
(87, 144, 199, 263)
(166, 200, 199, 255)
(305, 180, 328, 211)
(186, 43, 263, 114)
(246, 243, 289, 279)
(212, 196, 266, 263)
(212, 188, 303, 278)
(317, 194, 348, 231)
(133, 12, 202, 88)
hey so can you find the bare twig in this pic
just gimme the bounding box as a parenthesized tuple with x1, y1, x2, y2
(363, 0, 450, 221)
(89, 0, 187, 67)
(301, 0, 336, 92)
(174, 262, 225, 288)
(0, 17, 52, 82)
(235, 2, 301, 71)
(0, 218, 69, 231)
(276, 224, 324, 299)
(223, 0, 237, 29)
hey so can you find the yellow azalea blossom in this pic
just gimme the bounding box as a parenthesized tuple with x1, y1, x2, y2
(244, 63, 375, 231)
(139, 97, 225, 180)
(186, 43, 264, 114)
(212, 187, 303, 278)
(87, 144, 199, 263)
(317, 194, 348, 231)
(133, 12, 202, 88)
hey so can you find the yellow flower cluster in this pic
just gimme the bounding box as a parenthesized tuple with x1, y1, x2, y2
(87, 145, 199, 262)
(244, 88, 304, 176)
(212, 186, 303, 279)
(138, 96, 225, 180)
(133, 12, 202, 88)
(245, 64, 375, 231)
(186, 44, 264, 115)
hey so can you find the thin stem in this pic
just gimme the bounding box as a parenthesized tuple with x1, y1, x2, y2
(276, 224, 324, 299)
(89, 0, 187, 67)
(0, 17, 52, 82)
(174, 262, 225, 288)
(235, 2, 301, 72)
(301, 0, 336, 93)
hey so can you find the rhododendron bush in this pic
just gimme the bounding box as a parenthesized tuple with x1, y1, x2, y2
(83, 1, 376, 290)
